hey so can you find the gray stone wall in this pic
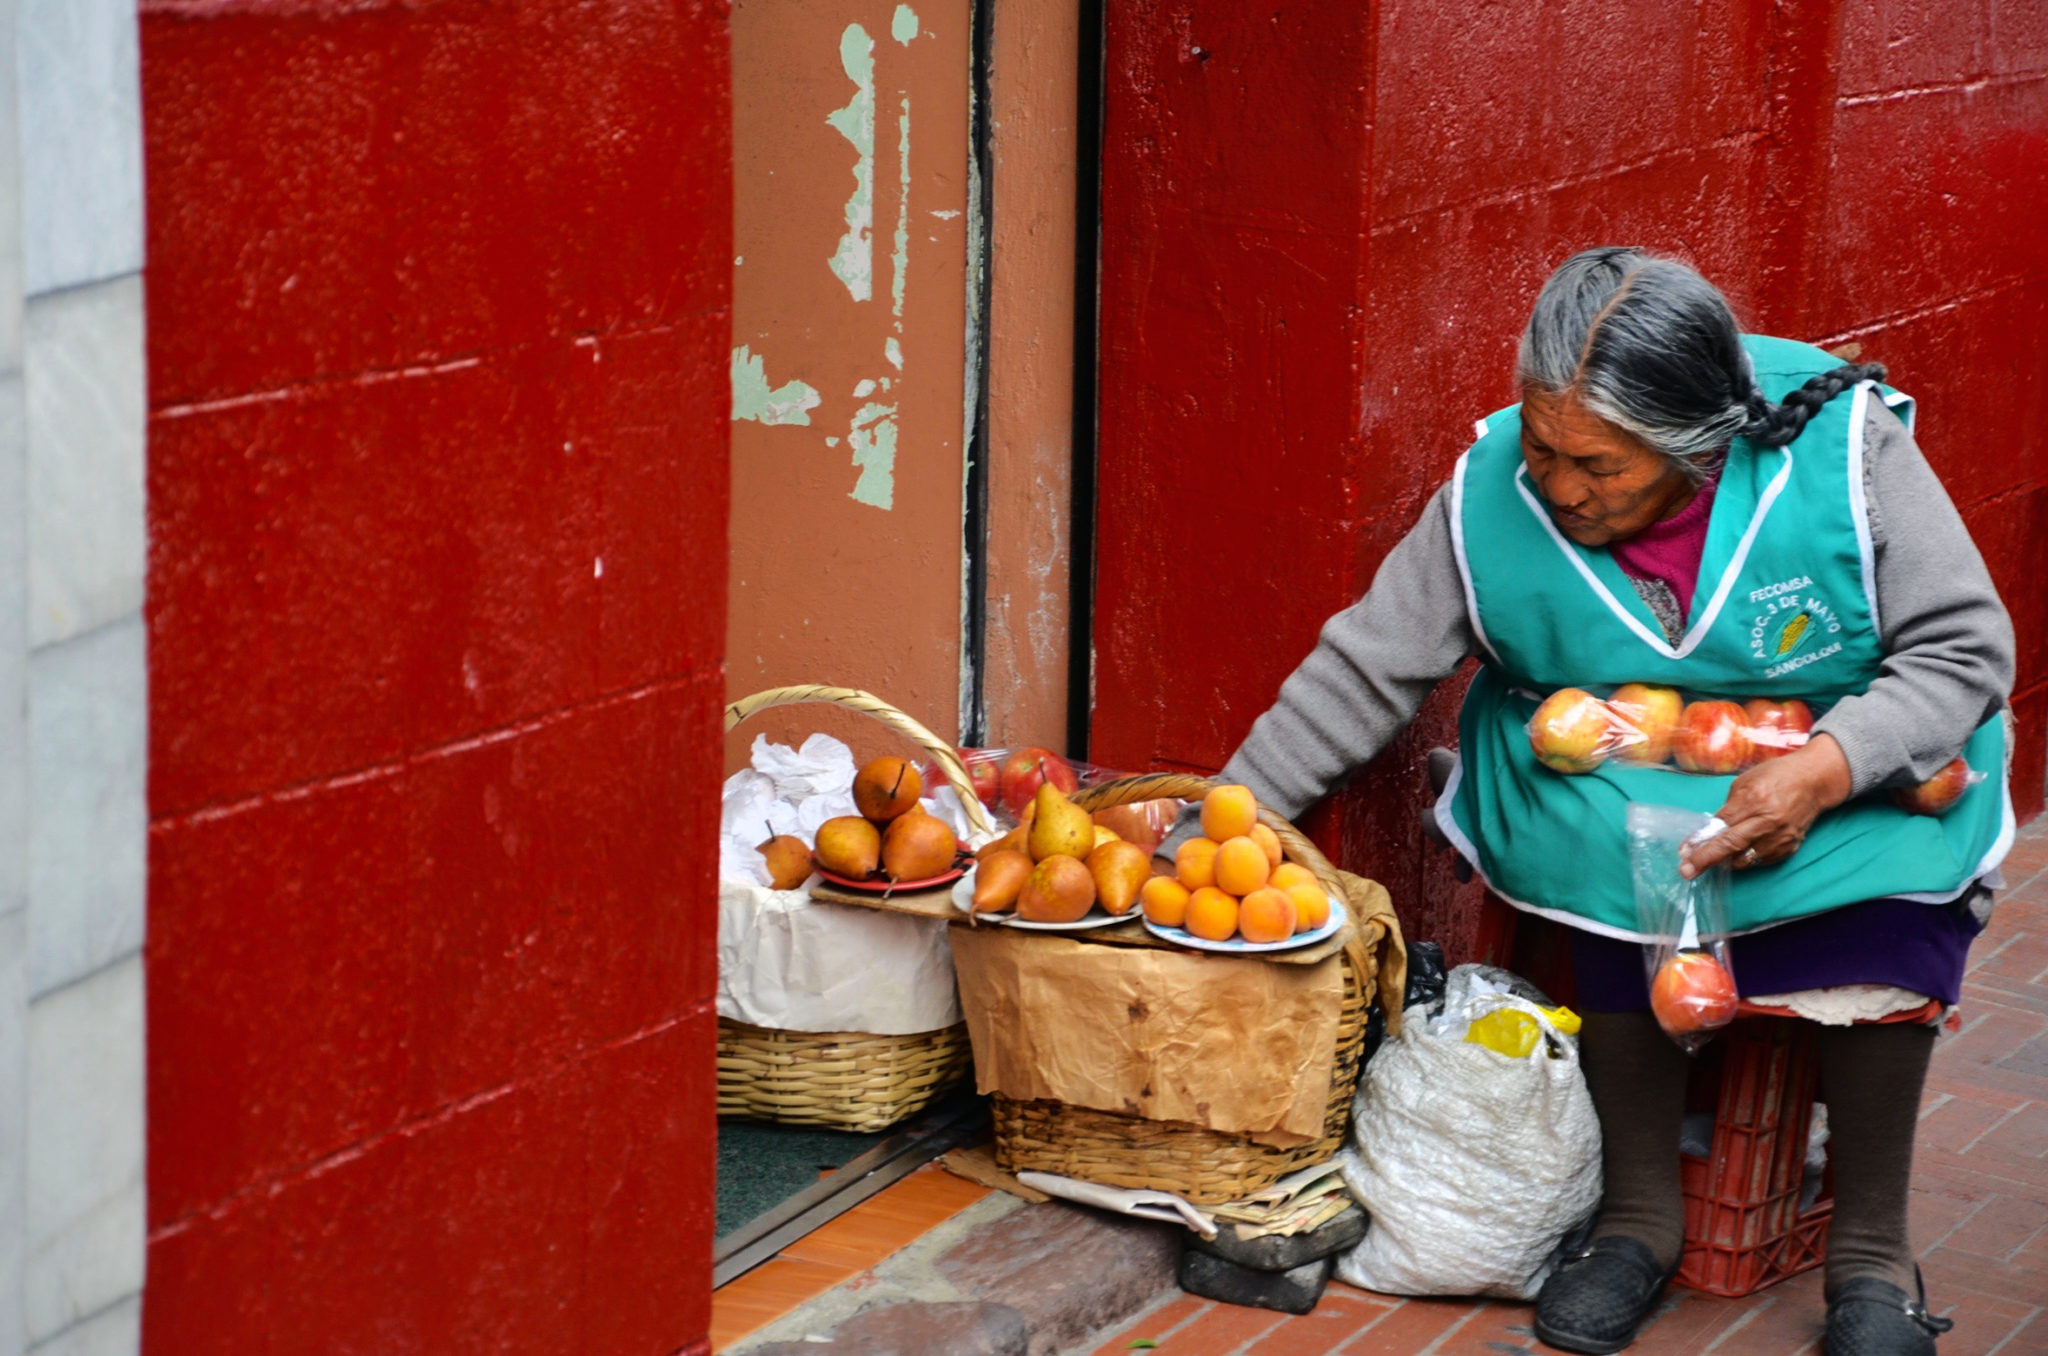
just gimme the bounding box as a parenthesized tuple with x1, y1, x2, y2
(8, 0, 148, 1350)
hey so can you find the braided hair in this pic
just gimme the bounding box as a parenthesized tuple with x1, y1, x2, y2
(1742, 361, 1889, 446)
(1517, 247, 1885, 474)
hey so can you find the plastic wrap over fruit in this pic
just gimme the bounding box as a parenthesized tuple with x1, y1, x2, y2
(1893, 756, 1987, 816)
(1526, 684, 1824, 776)
(1628, 804, 1740, 1052)
(958, 745, 1179, 846)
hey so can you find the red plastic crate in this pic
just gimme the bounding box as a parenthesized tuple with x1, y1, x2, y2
(1677, 1018, 1833, 1296)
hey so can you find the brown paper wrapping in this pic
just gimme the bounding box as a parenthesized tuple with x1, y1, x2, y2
(950, 928, 1345, 1146)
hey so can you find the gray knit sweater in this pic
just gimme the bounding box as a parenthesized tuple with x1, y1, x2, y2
(1199, 402, 2015, 830)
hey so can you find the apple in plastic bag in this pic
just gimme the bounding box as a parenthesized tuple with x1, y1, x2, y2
(1742, 698, 1814, 763)
(1895, 756, 1973, 815)
(1608, 682, 1683, 765)
(964, 750, 1001, 808)
(1528, 688, 1616, 774)
(1650, 950, 1740, 1035)
(998, 746, 1079, 816)
(1673, 700, 1755, 774)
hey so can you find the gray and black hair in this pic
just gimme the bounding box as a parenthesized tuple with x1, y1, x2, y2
(1516, 247, 1884, 480)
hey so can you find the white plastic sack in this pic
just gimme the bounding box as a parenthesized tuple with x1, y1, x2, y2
(1336, 967, 1601, 1300)
(717, 881, 961, 1035)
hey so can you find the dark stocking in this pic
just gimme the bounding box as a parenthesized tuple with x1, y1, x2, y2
(1816, 1021, 1936, 1295)
(1581, 1010, 1690, 1270)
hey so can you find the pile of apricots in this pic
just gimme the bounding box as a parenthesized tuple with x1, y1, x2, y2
(1139, 786, 1332, 944)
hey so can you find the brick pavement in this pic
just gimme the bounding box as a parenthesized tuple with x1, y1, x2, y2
(1087, 816, 2048, 1356)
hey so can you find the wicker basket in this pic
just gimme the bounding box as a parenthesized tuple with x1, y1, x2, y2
(718, 685, 994, 1132)
(985, 772, 1400, 1204)
(716, 1020, 975, 1132)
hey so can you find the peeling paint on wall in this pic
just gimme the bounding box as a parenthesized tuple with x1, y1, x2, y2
(849, 399, 899, 509)
(731, 345, 822, 425)
(827, 25, 877, 302)
(893, 4, 919, 44)
(893, 98, 912, 319)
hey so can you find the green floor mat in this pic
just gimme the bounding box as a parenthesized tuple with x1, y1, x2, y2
(715, 1121, 889, 1239)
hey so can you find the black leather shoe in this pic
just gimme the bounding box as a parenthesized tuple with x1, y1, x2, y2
(1825, 1271, 1954, 1356)
(1533, 1236, 1675, 1355)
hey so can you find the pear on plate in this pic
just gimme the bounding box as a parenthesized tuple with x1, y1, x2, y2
(972, 850, 1032, 912)
(1016, 855, 1095, 923)
(882, 809, 958, 882)
(814, 816, 882, 878)
(1026, 784, 1094, 862)
(1087, 839, 1151, 916)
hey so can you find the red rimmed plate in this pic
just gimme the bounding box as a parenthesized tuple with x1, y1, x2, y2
(815, 842, 972, 893)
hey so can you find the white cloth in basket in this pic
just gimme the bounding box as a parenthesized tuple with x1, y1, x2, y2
(717, 881, 961, 1035)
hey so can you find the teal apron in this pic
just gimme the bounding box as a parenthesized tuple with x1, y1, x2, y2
(1438, 335, 2011, 940)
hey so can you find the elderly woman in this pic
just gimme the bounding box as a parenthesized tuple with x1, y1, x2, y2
(1194, 248, 2012, 1355)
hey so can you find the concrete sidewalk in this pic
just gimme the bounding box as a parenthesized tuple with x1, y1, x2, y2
(715, 814, 2048, 1354)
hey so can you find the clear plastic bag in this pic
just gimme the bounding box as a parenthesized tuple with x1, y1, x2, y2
(1627, 804, 1741, 1052)
(1893, 755, 1988, 816)
(959, 746, 1179, 847)
(1526, 685, 1820, 776)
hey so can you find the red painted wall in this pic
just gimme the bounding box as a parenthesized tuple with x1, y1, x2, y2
(1093, 1, 2048, 957)
(139, 2, 731, 1351)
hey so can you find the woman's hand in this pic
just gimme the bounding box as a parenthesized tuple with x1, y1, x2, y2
(1679, 734, 1853, 879)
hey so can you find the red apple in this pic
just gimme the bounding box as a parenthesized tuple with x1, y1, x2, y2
(1673, 700, 1755, 774)
(962, 748, 1002, 808)
(1650, 951, 1740, 1035)
(1608, 682, 1684, 765)
(1528, 688, 1618, 774)
(997, 746, 1078, 816)
(1743, 698, 1815, 762)
(1895, 757, 1974, 815)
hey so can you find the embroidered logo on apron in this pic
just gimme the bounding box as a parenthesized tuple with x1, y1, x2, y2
(1747, 576, 1844, 678)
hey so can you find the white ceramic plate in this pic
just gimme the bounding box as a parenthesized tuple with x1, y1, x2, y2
(1142, 894, 1348, 954)
(950, 866, 1137, 931)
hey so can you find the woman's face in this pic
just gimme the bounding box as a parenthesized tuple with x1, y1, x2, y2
(1519, 388, 1696, 547)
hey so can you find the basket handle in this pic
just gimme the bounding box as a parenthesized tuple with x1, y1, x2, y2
(1069, 773, 1343, 897)
(725, 684, 996, 840)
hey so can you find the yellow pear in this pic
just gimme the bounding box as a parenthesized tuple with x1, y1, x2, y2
(1092, 825, 1120, 849)
(1087, 840, 1151, 916)
(1027, 784, 1095, 862)
(972, 850, 1032, 913)
(813, 816, 882, 878)
(853, 756, 923, 821)
(882, 810, 959, 882)
(976, 823, 1030, 861)
(758, 833, 813, 890)
(1016, 855, 1096, 922)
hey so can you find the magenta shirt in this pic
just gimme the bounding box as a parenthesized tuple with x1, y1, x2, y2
(1607, 469, 1720, 624)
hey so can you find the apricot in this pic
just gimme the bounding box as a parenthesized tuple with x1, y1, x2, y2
(1201, 784, 1259, 841)
(1269, 862, 1317, 893)
(1247, 822, 1283, 868)
(1213, 836, 1271, 896)
(1184, 887, 1240, 942)
(1284, 882, 1330, 932)
(1238, 887, 1297, 944)
(1175, 836, 1221, 891)
(1141, 875, 1191, 928)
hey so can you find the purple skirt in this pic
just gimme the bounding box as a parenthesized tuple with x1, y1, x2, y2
(1569, 891, 1987, 1013)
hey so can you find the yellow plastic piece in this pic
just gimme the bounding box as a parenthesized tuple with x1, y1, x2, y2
(1464, 1004, 1582, 1057)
